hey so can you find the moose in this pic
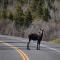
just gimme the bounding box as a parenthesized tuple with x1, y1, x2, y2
(27, 28, 44, 50)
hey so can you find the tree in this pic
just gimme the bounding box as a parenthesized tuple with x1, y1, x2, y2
(14, 4, 24, 28)
(25, 10, 33, 27)
(43, 8, 51, 21)
(30, 0, 39, 12)
(46, 0, 55, 10)
(8, 12, 13, 21)
(0, 0, 2, 7)
(37, 0, 45, 17)
(1, 10, 7, 19)
(0, 10, 2, 19)
(3, 0, 8, 9)
(17, 0, 28, 5)
(46, 0, 55, 21)
(36, 0, 55, 21)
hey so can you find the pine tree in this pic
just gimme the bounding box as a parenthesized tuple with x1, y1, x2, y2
(14, 4, 24, 28)
(25, 10, 33, 27)
(37, 0, 45, 17)
(17, 0, 28, 5)
(2, 10, 7, 19)
(46, 0, 55, 10)
(30, 0, 39, 11)
(8, 12, 13, 21)
(43, 7, 51, 21)
(3, 0, 8, 9)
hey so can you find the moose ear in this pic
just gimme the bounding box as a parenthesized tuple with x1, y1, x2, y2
(42, 28, 44, 30)
(40, 28, 44, 31)
(40, 28, 41, 30)
(39, 32, 40, 33)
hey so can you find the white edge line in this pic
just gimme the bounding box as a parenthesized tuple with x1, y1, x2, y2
(33, 43, 60, 53)
(0, 41, 29, 60)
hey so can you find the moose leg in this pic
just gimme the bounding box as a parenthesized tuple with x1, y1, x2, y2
(38, 41, 41, 50)
(37, 41, 39, 50)
(37, 41, 40, 50)
(27, 39, 31, 50)
(38, 43, 40, 50)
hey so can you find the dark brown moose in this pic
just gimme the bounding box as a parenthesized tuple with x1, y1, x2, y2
(27, 28, 44, 50)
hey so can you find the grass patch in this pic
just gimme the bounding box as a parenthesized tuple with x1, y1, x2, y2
(50, 38, 60, 44)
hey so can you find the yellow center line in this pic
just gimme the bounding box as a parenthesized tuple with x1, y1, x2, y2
(0, 41, 29, 60)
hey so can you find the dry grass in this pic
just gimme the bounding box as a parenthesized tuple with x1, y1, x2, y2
(49, 38, 60, 44)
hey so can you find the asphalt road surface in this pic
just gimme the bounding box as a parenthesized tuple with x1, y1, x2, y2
(0, 35, 60, 60)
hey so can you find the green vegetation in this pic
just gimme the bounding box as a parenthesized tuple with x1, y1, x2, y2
(52, 38, 60, 44)
(8, 11, 13, 21)
(29, 0, 55, 22)
(1, 10, 7, 19)
(43, 7, 51, 21)
(1, 0, 59, 39)
(0, 0, 55, 23)
(49, 38, 60, 44)
(24, 10, 33, 28)
(14, 4, 24, 28)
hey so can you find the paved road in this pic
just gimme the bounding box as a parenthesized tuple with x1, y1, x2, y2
(0, 35, 60, 60)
